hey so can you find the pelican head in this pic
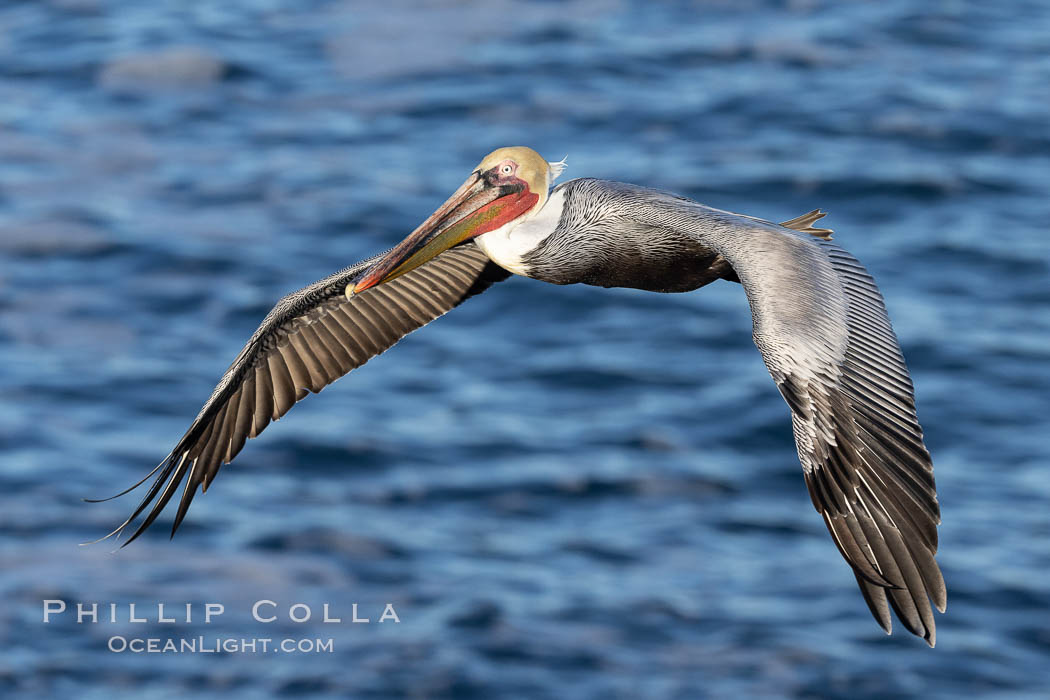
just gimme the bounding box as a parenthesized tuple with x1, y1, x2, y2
(350, 146, 556, 295)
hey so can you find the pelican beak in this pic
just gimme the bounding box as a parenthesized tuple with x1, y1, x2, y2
(348, 171, 537, 296)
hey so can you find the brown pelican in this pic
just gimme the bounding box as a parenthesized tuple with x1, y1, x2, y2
(95, 147, 944, 645)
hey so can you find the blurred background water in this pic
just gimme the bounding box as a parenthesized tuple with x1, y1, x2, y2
(1, 0, 1048, 698)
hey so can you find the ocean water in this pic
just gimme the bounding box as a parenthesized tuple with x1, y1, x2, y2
(1, 1, 1048, 698)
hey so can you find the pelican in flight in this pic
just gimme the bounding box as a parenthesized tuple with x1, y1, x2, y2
(96, 147, 944, 645)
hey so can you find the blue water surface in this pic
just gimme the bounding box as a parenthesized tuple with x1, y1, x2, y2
(1, 1, 1048, 698)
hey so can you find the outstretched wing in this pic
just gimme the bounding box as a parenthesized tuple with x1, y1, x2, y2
(619, 185, 944, 645)
(728, 224, 943, 646)
(97, 241, 509, 545)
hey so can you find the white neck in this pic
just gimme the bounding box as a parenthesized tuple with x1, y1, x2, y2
(474, 188, 565, 277)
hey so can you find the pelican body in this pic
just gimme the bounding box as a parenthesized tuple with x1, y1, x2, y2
(97, 147, 944, 646)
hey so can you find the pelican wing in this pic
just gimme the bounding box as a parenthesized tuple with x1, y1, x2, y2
(721, 222, 943, 645)
(103, 241, 509, 544)
(593, 182, 946, 644)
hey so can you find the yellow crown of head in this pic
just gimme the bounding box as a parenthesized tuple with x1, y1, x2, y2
(476, 146, 564, 208)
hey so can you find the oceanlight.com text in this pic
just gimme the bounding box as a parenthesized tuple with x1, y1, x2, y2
(107, 636, 335, 654)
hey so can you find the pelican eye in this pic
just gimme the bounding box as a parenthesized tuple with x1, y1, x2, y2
(500, 164, 514, 175)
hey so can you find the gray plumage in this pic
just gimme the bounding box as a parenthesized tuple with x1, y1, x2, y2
(528, 178, 944, 645)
